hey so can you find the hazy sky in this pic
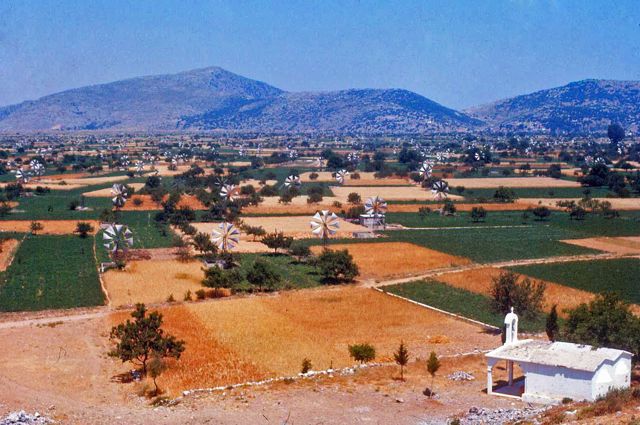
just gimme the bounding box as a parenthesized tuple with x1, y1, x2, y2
(0, 0, 638, 109)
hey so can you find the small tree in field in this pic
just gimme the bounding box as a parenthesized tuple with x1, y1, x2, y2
(318, 249, 359, 283)
(30, 221, 43, 235)
(244, 225, 266, 241)
(191, 232, 216, 255)
(261, 231, 293, 254)
(394, 341, 409, 380)
(109, 303, 185, 374)
(246, 258, 281, 292)
(426, 351, 440, 399)
(546, 304, 559, 342)
(349, 343, 375, 364)
(75, 221, 95, 238)
(347, 192, 362, 204)
(490, 271, 546, 319)
(470, 206, 487, 223)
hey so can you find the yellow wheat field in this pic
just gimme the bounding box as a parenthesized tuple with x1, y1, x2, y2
(330, 185, 464, 202)
(0, 220, 100, 235)
(103, 259, 205, 307)
(311, 242, 471, 280)
(444, 177, 581, 189)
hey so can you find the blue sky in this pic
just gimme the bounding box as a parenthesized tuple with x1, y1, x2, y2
(0, 0, 638, 109)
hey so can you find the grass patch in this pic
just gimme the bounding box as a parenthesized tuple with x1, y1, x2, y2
(383, 280, 544, 332)
(0, 235, 103, 311)
(462, 186, 615, 199)
(509, 258, 640, 304)
(116, 211, 178, 249)
(236, 253, 323, 289)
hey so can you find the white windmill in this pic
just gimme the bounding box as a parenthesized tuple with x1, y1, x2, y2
(335, 169, 349, 185)
(111, 183, 128, 208)
(432, 180, 449, 201)
(212, 222, 240, 251)
(419, 161, 433, 180)
(283, 175, 301, 189)
(364, 196, 388, 229)
(103, 223, 134, 256)
(310, 210, 340, 246)
(220, 184, 237, 202)
(15, 169, 31, 184)
(29, 160, 45, 177)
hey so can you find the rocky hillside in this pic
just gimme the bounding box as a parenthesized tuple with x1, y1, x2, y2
(0, 67, 481, 133)
(466, 79, 640, 134)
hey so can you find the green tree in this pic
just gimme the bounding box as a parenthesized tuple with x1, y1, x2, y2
(490, 271, 546, 318)
(564, 293, 640, 357)
(546, 304, 559, 342)
(289, 243, 311, 262)
(607, 123, 625, 145)
(394, 341, 410, 380)
(30, 221, 43, 235)
(108, 303, 185, 374)
(317, 249, 359, 283)
(531, 206, 551, 221)
(347, 192, 362, 204)
(244, 225, 266, 241)
(202, 266, 236, 291)
(426, 351, 441, 399)
(191, 232, 216, 255)
(74, 222, 95, 238)
(470, 206, 487, 223)
(349, 343, 375, 364)
(261, 231, 294, 254)
(493, 186, 518, 203)
(246, 258, 281, 292)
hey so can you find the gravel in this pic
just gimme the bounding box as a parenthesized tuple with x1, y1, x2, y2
(0, 411, 53, 425)
(447, 371, 475, 381)
(456, 406, 547, 424)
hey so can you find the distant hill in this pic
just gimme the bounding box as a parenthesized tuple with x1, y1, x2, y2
(466, 79, 640, 134)
(0, 67, 481, 133)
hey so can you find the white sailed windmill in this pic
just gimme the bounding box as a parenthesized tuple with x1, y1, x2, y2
(335, 169, 349, 185)
(29, 160, 45, 177)
(135, 160, 144, 175)
(111, 183, 128, 208)
(15, 169, 31, 184)
(220, 184, 237, 202)
(283, 175, 301, 188)
(310, 210, 340, 246)
(432, 180, 449, 201)
(103, 223, 134, 254)
(365, 196, 388, 216)
(419, 161, 433, 179)
(212, 222, 240, 251)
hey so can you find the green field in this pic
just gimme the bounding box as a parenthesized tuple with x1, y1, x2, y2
(116, 211, 179, 249)
(462, 186, 616, 199)
(509, 258, 640, 304)
(0, 235, 104, 311)
(236, 253, 323, 289)
(383, 280, 544, 332)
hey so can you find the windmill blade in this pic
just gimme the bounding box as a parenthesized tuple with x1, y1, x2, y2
(220, 184, 237, 201)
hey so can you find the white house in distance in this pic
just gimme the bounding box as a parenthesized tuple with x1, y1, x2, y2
(486, 308, 632, 404)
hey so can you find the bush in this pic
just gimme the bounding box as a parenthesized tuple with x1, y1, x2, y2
(317, 249, 359, 283)
(261, 231, 293, 253)
(531, 206, 551, 221)
(493, 186, 518, 203)
(75, 222, 95, 238)
(348, 343, 375, 364)
(246, 258, 281, 292)
(301, 358, 312, 374)
(347, 192, 362, 204)
(289, 244, 311, 261)
(470, 206, 487, 222)
(195, 289, 206, 300)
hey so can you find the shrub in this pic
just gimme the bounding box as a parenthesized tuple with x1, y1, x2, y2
(183, 290, 192, 302)
(348, 343, 375, 364)
(301, 358, 312, 374)
(74, 222, 95, 238)
(347, 192, 362, 204)
(289, 244, 311, 262)
(493, 186, 518, 203)
(318, 249, 359, 283)
(309, 172, 319, 180)
(195, 289, 206, 300)
(261, 231, 293, 253)
(531, 206, 551, 221)
(246, 259, 281, 292)
(133, 198, 143, 206)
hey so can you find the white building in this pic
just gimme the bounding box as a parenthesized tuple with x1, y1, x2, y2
(486, 309, 632, 404)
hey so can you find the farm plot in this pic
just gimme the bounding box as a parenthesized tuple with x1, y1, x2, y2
(387, 202, 534, 213)
(121, 194, 206, 211)
(0, 220, 99, 235)
(445, 177, 581, 189)
(331, 186, 464, 202)
(509, 258, 640, 304)
(560, 236, 640, 255)
(299, 171, 410, 186)
(0, 239, 20, 271)
(42, 175, 132, 186)
(0, 182, 87, 191)
(243, 195, 340, 215)
(434, 267, 595, 316)
(113, 211, 178, 249)
(103, 259, 205, 307)
(0, 235, 103, 311)
(518, 197, 640, 210)
(384, 280, 544, 332)
(191, 215, 367, 239)
(310, 242, 471, 280)
(151, 286, 497, 392)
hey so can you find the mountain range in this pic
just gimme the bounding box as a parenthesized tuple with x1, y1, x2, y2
(0, 67, 638, 134)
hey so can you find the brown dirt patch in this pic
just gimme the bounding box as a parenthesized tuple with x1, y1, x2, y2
(0, 220, 100, 235)
(444, 177, 581, 189)
(561, 236, 640, 255)
(103, 259, 205, 307)
(435, 267, 595, 316)
(300, 171, 410, 186)
(519, 197, 640, 210)
(311, 242, 471, 280)
(120, 194, 206, 211)
(0, 238, 20, 271)
(243, 195, 340, 215)
(387, 202, 535, 212)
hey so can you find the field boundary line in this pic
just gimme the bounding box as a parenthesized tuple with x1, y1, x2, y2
(372, 287, 500, 331)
